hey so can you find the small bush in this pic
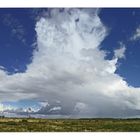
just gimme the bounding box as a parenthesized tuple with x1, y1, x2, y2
(21, 119, 28, 123)
(7, 121, 16, 125)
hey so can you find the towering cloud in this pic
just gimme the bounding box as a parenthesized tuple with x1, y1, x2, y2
(1, 9, 140, 117)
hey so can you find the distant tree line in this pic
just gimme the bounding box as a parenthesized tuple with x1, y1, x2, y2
(0, 115, 5, 118)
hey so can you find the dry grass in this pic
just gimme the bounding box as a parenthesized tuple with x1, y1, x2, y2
(0, 118, 140, 132)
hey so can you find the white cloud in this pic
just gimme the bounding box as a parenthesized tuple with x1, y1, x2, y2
(130, 26, 140, 41)
(0, 103, 16, 112)
(1, 9, 140, 118)
(2, 14, 26, 44)
(114, 42, 126, 59)
(49, 106, 61, 112)
(39, 101, 50, 107)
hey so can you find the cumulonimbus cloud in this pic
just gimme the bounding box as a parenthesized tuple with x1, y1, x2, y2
(1, 8, 140, 118)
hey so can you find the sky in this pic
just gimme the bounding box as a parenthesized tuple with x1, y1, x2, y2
(1, 8, 140, 118)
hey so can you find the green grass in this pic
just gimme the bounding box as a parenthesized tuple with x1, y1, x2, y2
(0, 118, 140, 132)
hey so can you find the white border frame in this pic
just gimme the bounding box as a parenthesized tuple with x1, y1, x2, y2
(0, 0, 140, 7)
(1, 133, 140, 140)
(0, 0, 140, 140)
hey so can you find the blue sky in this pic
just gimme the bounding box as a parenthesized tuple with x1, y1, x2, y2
(1, 8, 140, 118)
(100, 8, 140, 87)
(0, 9, 36, 73)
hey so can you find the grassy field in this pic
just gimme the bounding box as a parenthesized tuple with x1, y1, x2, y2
(0, 118, 140, 132)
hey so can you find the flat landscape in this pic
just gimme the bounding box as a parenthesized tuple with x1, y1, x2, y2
(0, 118, 140, 132)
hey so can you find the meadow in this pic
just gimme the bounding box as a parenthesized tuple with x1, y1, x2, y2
(0, 118, 140, 132)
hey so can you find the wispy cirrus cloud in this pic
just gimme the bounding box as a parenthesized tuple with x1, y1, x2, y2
(114, 42, 126, 59)
(1, 14, 26, 44)
(130, 26, 140, 41)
